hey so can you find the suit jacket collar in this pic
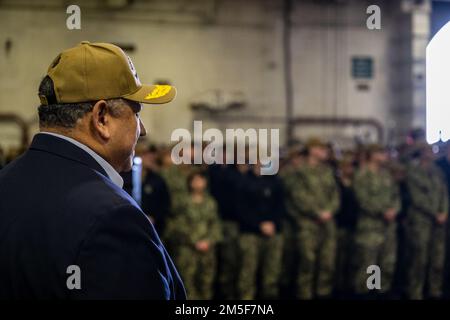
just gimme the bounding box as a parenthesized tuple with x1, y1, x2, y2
(29, 133, 109, 178)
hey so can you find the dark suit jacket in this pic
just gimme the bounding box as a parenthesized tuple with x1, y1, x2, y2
(0, 133, 186, 300)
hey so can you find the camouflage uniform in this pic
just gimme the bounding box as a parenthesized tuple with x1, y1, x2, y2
(334, 178, 358, 296)
(160, 165, 190, 212)
(208, 165, 241, 299)
(217, 220, 240, 299)
(279, 166, 301, 296)
(238, 233, 283, 299)
(159, 165, 190, 252)
(435, 156, 450, 298)
(164, 194, 222, 300)
(404, 163, 448, 299)
(236, 171, 284, 300)
(285, 163, 340, 299)
(352, 167, 400, 294)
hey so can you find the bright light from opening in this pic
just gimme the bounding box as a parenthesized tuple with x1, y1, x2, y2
(427, 21, 450, 143)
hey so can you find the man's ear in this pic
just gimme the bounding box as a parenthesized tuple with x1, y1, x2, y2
(91, 100, 111, 140)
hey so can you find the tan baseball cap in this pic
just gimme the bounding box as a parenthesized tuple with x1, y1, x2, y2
(39, 41, 176, 105)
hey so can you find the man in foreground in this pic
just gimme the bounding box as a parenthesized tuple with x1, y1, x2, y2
(0, 41, 186, 299)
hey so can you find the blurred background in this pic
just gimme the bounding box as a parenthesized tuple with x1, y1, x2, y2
(0, 0, 446, 152)
(3, 0, 450, 300)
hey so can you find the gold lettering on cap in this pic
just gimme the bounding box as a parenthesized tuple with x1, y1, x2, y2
(144, 85, 171, 100)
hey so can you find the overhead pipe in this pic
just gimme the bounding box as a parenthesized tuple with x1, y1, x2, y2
(289, 116, 384, 142)
(203, 114, 384, 143)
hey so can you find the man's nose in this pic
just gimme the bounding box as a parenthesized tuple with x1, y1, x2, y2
(139, 118, 147, 137)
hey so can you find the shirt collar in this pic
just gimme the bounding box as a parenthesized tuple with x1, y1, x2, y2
(39, 132, 124, 189)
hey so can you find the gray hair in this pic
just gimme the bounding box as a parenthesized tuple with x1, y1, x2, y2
(37, 76, 127, 128)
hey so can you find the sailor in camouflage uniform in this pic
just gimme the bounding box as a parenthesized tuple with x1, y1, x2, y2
(352, 144, 400, 296)
(285, 138, 340, 299)
(236, 162, 284, 300)
(279, 147, 305, 297)
(164, 171, 222, 300)
(404, 143, 448, 299)
(159, 147, 190, 210)
(159, 147, 193, 252)
(435, 143, 450, 298)
(209, 162, 243, 299)
(334, 152, 358, 297)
